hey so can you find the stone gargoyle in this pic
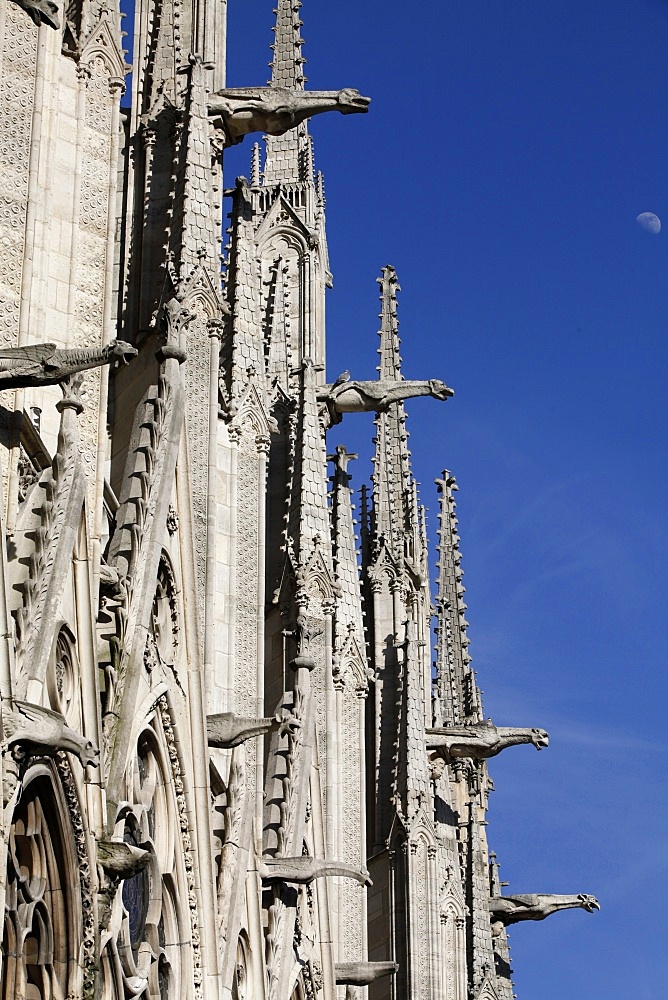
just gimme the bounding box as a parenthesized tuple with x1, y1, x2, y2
(207, 712, 280, 749)
(2, 700, 99, 767)
(335, 962, 398, 986)
(96, 839, 151, 932)
(8, 0, 59, 29)
(208, 86, 370, 146)
(0, 340, 137, 390)
(317, 377, 454, 426)
(426, 721, 549, 763)
(259, 857, 372, 887)
(489, 893, 600, 933)
(97, 840, 151, 880)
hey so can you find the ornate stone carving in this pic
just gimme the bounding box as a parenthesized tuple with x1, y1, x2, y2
(3, 765, 87, 998)
(426, 721, 549, 762)
(46, 627, 80, 726)
(146, 554, 183, 691)
(208, 87, 370, 146)
(233, 425, 262, 721)
(13, 381, 86, 691)
(318, 376, 453, 425)
(335, 962, 399, 985)
(489, 893, 600, 931)
(96, 834, 151, 934)
(284, 611, 323, 670)
(55, 753, 96, 996)
(16, 444, 40, 504)
(3, 700, 99, 767)
(101, 301, 187, 790)
(158, 697, 203, 999)
(97, 838, 151, 878)
(166, 503, 180, 534)
(0, 339, 136, 389)
(206, 712, 280, 748)
(260, 856, 371, 886)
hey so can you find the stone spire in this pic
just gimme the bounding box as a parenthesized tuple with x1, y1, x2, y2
(434, 471, 483, 727)
(361, 267, 437, 841)
(268, 0, 306, 89)
(370, 266, 413, 565)
(284, 360, 334, 573)
(263, 0, 310, 185)
(329, 445, 366, 686)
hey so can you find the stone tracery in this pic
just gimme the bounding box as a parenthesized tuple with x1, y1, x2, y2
(99, 708, 196, 1000)
(1, 765, 83, 1000)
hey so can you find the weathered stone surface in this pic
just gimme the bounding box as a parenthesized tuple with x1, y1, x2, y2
(334, 962, 398, 985)
(0, 340, 136, 389)
(426, 721, 549, 762)
(318, 375, 453, 418)
(260, 857, 372, 886)
(489, 893, 601, 928)
(3, 700, 99, 766)
(206, 711, 277, 747)
(209, 86, 370, 145)
(97, 839, 151, 878)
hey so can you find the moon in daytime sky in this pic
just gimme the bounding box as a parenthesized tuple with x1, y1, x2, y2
(636, 212, 661, 234)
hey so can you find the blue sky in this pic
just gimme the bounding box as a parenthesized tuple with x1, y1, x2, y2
(224, 2, 668, 996)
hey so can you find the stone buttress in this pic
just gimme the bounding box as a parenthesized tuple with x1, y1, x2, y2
(215, 1, 371, 995)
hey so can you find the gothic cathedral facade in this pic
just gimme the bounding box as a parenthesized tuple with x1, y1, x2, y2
(0, 0, 598, 997)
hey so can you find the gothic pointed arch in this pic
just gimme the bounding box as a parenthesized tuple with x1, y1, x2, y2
(1, 758, 92, 1000)
(255, 196, 312, 253)
(78, 7, 126, 80)
(231, 931, 253, 1000)
(100, 696, 201, 1000)
(45, 623, 81, 727)
(144, 549, 184, 692)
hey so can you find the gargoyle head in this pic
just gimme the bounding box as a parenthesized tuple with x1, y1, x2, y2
(531, 728, 549, 750)
(428, 379, 455, 401)
(337, 88, 371, 114)
(110, 341, 138, 365)
(69, 737, 100, 768)
(577, 894, 600, 912)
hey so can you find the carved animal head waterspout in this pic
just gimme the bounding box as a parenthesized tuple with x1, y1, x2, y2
(428, 379, 455, 401)
(207, 86, 371, 146)
(426, 722, 550, 762)
(336, 88, 371, 114)
(489, 891, 601, 927)
(531, 728, 549, 750)
(577, 894, 600, 912)
(109, 341, 138, 366)
(3, 701, 100, 768)
(76, 738, 100, 768)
